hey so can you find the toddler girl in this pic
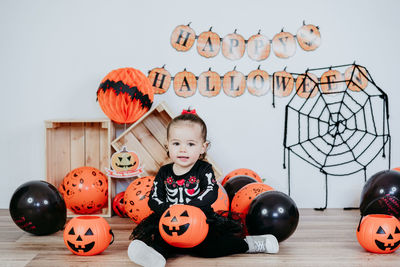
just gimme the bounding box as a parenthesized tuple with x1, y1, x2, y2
(128, 109, 279, 267)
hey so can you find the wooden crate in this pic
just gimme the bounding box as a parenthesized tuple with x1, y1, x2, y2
(45, 119, 115, 217)
(110, 101, 223, 187)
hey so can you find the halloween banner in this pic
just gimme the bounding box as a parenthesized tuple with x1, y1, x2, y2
(148, 64, 369, 102)
(170, 22, 321, 61)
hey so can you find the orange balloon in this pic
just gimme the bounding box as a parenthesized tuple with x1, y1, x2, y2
(221, 168, 263, 186)
(393, 167, 400, 172)
(60, 167, 108, 214)
(231, 183, 274, 220)
(124, 176, 155, 224)
(97, 68, 154, 124)
(211, 183, 229, 213)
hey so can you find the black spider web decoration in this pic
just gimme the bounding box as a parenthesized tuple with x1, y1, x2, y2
(283, 63, 391, 210)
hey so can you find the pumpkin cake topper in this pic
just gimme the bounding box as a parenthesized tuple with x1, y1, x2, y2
(105, 147, 143, 178)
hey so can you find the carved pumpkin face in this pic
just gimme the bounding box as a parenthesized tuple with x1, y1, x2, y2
(170, 24, 196, 52)
(173, 70, 197, 98)
(197, 30, 221, 58)
(148, 67, 172, 94)
(247, 69, 270, 96)
(124, 176, 155, 224)
(97, 67, 153, 124)
(223, 69, 246, 97)
(63, 216, 113, 256)
(112, 191, 127, 217)
(357, 214, 400, 254)
(198, 69, 221, 97)
(221, 168, 262, 186)
(60, 167, 108, 214)
(159, 204, 209, 248)
(222, 32, 245, 60)
(111, 147, 139, 172)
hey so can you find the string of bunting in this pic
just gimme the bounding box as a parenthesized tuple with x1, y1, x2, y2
(147, 63, 369, 106)
(171, 21, 321, 61)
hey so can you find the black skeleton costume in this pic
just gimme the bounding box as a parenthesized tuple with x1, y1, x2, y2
(148, 160, 218, 215)
(130, 160, 245, 258)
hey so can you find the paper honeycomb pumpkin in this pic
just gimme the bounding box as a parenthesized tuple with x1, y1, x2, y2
(112, 191, 127, 218)
(111, 147, 139, 172)
(247, 33, 270, 61)
(197, 29, 221, 58)
(159, 204, 209, 248)
(124, 176, 155, 224)
(344, 65, 369, 92)
(221, 168, 262, 186)
(211, 183, 229, 213)
(272, 70, 295, 97)
(173, 69, 197, 98)
(296, 24, 321, 51)
(63, 216, 113, 256)
(60, 167, 108, 214)
(148, 67, 172, 94)
(171, 24, 196, 52)
(223, 69, 246, 97)
(247, 68, 270, 96)
(272, 31, 296, 58)
(97, 67, 153, 124)
(357, 214, 400, 254)
(222, 31, 245, 60)
(198, 68, 221, 97)
(320, 69, 344, 93)
(295, 72, 319, 98)
(231, 183, 274, 220)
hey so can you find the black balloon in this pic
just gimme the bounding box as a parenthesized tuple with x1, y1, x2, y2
(223, 176, 257, 204)
(360, 170, 400, 218)
(9, 180, 67, 235)
(246, 191, 299, 242)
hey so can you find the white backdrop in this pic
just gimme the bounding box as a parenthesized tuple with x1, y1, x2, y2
(1, 0, 399, 208)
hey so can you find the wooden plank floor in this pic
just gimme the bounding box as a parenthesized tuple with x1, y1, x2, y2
(1, 209, 398, 267)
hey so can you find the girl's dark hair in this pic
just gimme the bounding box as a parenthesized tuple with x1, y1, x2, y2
(166, 113, 208, 160)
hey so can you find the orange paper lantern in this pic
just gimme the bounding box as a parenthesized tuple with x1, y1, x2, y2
(97, 68, 153, 124)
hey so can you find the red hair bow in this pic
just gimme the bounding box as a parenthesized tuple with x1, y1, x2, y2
(181, 109, 197, 115)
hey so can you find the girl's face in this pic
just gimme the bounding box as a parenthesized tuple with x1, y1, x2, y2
(167, 122, 207, 173)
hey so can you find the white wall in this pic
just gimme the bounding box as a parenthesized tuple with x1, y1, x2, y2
(1, 0, 399, 209)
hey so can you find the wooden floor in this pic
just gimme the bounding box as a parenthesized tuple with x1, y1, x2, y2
(1, 209, 398, 267)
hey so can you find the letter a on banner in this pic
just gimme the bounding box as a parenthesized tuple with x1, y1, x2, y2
(171, 24, 196, 52)
(174, 69, 197, 98)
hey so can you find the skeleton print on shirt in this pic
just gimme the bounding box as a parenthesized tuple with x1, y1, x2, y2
(148, 160, 218, 215)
